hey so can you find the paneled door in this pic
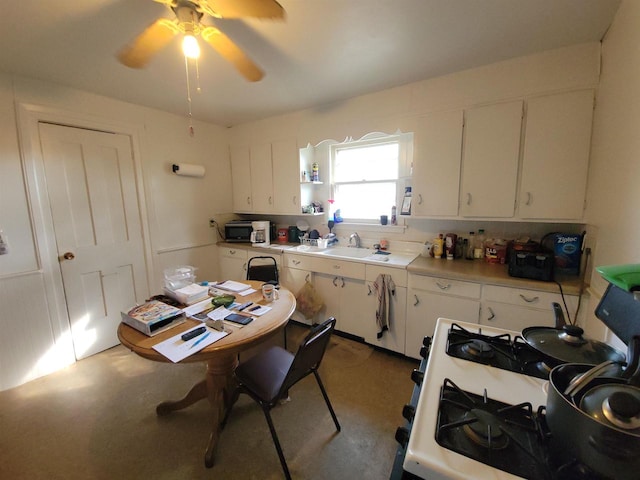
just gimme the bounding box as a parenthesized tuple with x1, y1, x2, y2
(39, 123, 148, 360)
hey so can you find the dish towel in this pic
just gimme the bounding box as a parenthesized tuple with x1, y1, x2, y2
(373, 273, 396, 339)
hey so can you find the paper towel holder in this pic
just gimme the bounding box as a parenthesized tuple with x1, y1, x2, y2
(172, 163, 205, 178)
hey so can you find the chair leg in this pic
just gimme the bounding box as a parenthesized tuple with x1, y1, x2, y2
(221, 388, 240, 429)
(262, 406, 292, 480)
(313, 370, 341, 432)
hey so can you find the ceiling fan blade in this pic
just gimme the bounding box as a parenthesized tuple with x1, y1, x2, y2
(201, 27, 264, 81)
(118, 19, 179, 68)
(201, 0, 285, 19)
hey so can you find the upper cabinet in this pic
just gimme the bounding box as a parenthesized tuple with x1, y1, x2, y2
(230, 138, 300, 215)
(412, 110, 463, 216)
(459, 101, 523, 218)
(518, 90, 594, 220)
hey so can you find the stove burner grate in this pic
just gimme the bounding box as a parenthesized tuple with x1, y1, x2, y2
(436, 378, 552, 479)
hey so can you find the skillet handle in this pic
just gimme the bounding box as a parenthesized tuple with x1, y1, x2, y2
(552, 302, 566, 328)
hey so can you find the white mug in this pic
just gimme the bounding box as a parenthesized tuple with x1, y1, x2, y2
(262, 283, 278, 302)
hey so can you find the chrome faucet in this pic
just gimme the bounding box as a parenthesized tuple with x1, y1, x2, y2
(349, 232, 361, 248)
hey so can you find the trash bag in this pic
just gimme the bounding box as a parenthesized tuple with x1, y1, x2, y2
(295, 281, 324, 318)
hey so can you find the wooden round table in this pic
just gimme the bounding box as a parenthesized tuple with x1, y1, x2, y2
(117, 281, 296, 467)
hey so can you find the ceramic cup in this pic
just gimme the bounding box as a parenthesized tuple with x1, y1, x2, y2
(380, 215, 388, 225)
(262, 283, 278, 302)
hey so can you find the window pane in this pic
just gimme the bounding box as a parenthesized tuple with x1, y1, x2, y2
(334, 182, 396, 220)
(334, 143, 399, 182)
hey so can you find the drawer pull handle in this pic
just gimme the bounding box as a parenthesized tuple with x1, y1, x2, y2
(466, 193, 472, 205)
(487, 307, 496, 321)
(305, 274, 310, 282)
(293, 195, 297, 205)
(242, 262, 247, 271)
(418, 194, 423, 205)
(247, 196, 251, 205)
(293, 260, 300, 265)
(367, 285, 373, 295)
(268, 196, 273, 205)
(230, 250, 236, 255)
(341, 277, 345, 288)
(333, 277, 338, 287)
(333, 265, 341, 269)
(519, 294, 539, 303)
(413, 295, 419, 306)
(436, 282, 451, 290)
(525, 192, 532, 206)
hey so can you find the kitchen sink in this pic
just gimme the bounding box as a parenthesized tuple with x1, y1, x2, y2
(319, 247, 374, 259)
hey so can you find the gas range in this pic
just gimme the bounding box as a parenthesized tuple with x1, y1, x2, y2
(394, 318, 611, 480)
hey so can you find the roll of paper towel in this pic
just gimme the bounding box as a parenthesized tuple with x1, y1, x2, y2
(172, 163, 205, 177)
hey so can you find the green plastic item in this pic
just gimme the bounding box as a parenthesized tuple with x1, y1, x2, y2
(596, 264, 640, 291)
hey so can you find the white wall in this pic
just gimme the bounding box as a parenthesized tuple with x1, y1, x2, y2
(582, 0, 640, 345)
(0, 74, 232, 390)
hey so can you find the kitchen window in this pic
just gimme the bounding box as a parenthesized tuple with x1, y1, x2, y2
(331, 132, 411, 222)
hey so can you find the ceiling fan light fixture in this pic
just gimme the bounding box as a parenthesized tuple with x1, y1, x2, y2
(182, 34, 200, 59)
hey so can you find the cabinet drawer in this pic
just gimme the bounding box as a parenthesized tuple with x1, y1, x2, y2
(483, 285, 566, 310)
(284, 253, 313, 271)
(310, 257, 365, 280)
(365, 265, 407, 287)
(409, 274, 481, 299)
(480, 301, 555, 331)
(219, 247, 248, 260)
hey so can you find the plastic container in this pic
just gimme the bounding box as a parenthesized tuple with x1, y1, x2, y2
(164, 266, 196, 290)
(466, 232, 475, 260)
(474, 229, 486, 259)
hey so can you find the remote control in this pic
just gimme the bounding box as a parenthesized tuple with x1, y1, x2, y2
(236, 302, 253, 311)
(181, 326, 206, 341)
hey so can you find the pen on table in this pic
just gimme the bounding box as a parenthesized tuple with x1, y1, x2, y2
(190, 331, 211, 349)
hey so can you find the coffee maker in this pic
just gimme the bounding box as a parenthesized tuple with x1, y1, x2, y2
(250, 221, 270, 246)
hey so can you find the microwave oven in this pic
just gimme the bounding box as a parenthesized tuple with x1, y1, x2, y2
(224, 221, 277, 243)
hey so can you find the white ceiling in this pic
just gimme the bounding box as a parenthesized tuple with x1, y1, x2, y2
(0, 0, 621, 127)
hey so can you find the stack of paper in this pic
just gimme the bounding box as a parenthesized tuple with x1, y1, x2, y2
(164, 283, 210, 305)
(214, 280, 251, 293)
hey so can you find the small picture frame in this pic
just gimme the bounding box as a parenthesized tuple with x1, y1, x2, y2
(400, 195, 412, 215)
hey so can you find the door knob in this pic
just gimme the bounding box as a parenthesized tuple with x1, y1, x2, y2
(62, 252, 75, 260)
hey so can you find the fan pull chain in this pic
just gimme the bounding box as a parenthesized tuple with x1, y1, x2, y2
(184, 56, 195, 137)
(195, 57, 202, 94)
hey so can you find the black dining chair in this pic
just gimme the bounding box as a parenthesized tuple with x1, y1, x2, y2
(246, 255, 288, 348)
(222, 317, 341, 480)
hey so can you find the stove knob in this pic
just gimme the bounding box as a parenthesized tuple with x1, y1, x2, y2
(402, 404, 416, 422)
(411, 369, 424, 386)
(420, 337, 432, 359)
(395, 426, 409, 448)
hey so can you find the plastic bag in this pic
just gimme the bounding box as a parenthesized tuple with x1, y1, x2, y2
(295, 281, 324, 318)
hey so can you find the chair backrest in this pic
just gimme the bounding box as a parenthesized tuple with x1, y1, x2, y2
(246, 256, 279, 283)
(278, 317, 336, 397)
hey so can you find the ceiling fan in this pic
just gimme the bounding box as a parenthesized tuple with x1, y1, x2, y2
(118, 0, 285, 82)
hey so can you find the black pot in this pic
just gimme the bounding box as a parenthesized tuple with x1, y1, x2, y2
(545, 336, 640, 479)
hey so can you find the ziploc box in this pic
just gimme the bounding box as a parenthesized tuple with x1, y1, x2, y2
(552, 233, 583, 276)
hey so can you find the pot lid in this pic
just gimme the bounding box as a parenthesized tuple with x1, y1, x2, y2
(523, 325, 625, 365)
(580, 384, 640, 434)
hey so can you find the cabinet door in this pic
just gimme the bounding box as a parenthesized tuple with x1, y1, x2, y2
(412, 110, 463, 216)
(405, 289, 479, 359)
(363, 282, 407, 354)
(272, 139, 301, 214)
(338, 276, 366, 338)
(230, 145, 253, 213)
(313, 273, 341, 327)
(219, 256, 247, 281)
(250, 142, 274, 214)
(519, 90, 594, 220)
(460, 101, 523, 217)
(280, 267, 312, 325)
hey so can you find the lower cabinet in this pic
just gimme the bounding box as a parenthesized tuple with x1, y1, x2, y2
(281, 253, 313, 325)
(313, 272, 365, 336)
(218, 247, 248, 280)
(405, 274, 481, 359)
(480, 284, 578, 331)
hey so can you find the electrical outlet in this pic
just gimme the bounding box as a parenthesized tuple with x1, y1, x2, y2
(209, 218, 216, 228)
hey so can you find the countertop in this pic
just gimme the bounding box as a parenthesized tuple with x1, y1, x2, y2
(217, 242, 584, 294)
(407, 255, 584, 295)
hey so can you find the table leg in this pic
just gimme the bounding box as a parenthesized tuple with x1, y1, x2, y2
(156, 380, 208, 416)
(204, 354, 238, 468)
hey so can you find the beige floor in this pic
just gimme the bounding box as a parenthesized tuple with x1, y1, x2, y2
(0, 323, 418, 480)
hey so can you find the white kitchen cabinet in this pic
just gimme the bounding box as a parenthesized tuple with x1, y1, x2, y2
(281, 253, 313, 324)
(459, 101, 523, 218)
(310, 257, 366, 336)
(272, 139, 301, 214)
(405, 274, 481, 359)
(250, 142, 274, 214)
(480, 284, 578, 332)
(518, 90, 594, 220)
(412, 109, 463, 216)
(230, 145, 252, 213)
(361, 265, 408, 354)
(218, 247, 248, 280)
